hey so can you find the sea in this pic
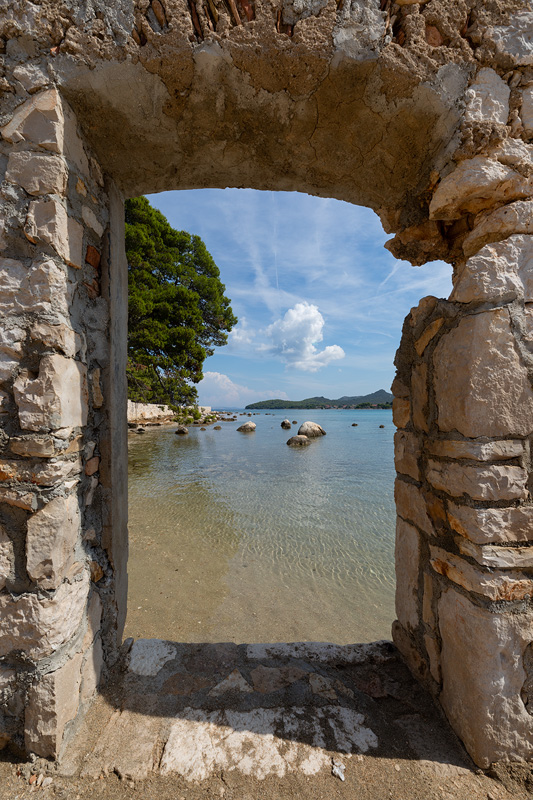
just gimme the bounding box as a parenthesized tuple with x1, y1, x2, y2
(125, 408, 396, 645)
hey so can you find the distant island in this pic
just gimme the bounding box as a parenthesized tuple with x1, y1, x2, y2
(245, 389, 393, 410)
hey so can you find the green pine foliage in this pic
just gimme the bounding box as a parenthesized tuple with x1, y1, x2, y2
(125, 196, 237, 407)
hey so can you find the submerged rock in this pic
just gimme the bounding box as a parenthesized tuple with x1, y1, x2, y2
(287, 435, 311, 447)
(175, 425, 189, 435)
(292, 420, 298, 424)
(281, 419, 291, 429)
(214, 425, 222, 430)
(237, 421, 256, 432)
(298, 421, 326, 437)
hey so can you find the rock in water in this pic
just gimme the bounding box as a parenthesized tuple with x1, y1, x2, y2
(292, 420, 298, 424)
(237, 422, 256, 432)
(298, 421, 326, 437)
(281, 419, 291, 429)
(175, 425, 189, 435)
(287, 435, 311, 447)
(214, 425, 221, 430)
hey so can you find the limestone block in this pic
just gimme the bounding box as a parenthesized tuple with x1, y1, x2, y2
(438, 586, 533, 767)
(30, 322, 78, 358)
(394, 479, 434, 536)
(447, 502, 533, 544)
(80, 637, 103, 704)
(422, 571, 436, 631)
(451, 235, 533, 303)
(426, 438, 524, 461)
(1, 88, 64, 152)
(394, 430, 420, 480)
(0, 257, 69, 317)
(430, 545, 533, 601)
(13, 354, 88, 432)
(10, 436, 56, 457)
(522, 86, 533, 138)
(392, 398, 410, 428)
(5, 152, 67, 196)
(391, 377, 409, 398)
(414, 318, 443, 356)
(0, 355, 19, 382)
(0, 524, 13, 591)
(25, 652, 83, 758)
(395, 518, 420, 631)
(463, 200, 533, 257)
(13, 64, 49, 93)
(426, 459, 527, 501)
(430, 157, 529, 221)
(433, 309, 533, 438)
(0, 456, 81, 486)
(0, 325, 24, 358)
(0, 487, 38, 511)
(489, 12, 533, 66)
(490, 138, 533, 167)
(0, 570, 89, 658)
(26, 495, 80, 589)
(409, 295, 438, 330)
(464, 68, 510, 125)
(82, 206, 104, 238)
(25, 198, 83, 269)
(411, 363, 428, 433)
(455, 537, 533, 569)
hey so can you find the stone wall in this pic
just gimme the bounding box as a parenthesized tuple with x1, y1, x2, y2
(127, 400, 174, 423)
(392, 64, 533, 768)
(0, 85, 123, 757)
(0, 0, 533, 772)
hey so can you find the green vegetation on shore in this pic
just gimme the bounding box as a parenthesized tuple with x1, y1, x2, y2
(245, 390, 393, 410)
(126, 197, 237, 408)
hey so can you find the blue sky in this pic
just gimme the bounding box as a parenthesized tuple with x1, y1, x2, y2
(147, 189, 453, 408)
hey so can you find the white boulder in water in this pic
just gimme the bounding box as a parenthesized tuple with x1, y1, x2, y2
(237, 421, 256, 432)
(298, 421, 326, 437)
(287, 435, 311, 447)
(281, 419, 291, 429)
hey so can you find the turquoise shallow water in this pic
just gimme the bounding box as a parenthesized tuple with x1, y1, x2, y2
(126, 409, 396, 644)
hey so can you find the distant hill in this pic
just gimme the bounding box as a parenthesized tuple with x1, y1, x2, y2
(245, 390, 393, 410)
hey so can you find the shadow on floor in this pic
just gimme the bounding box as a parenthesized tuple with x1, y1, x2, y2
(61, 638, 476, 783)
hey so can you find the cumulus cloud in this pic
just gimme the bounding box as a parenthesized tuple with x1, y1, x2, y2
(262, 302, 345, 372)
(198, 372, 289, 408)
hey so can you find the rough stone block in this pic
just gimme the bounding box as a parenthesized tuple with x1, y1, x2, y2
(13, 64, 49, 93)
(25, 652, 83, 758)
(455, 537, 533, 569)
(0, 325, 24, 358)
(392, 397, 410, 428)
(0, 257, 70, 318)
(1, 89, 64, 152)
(426, 459, 528, 501)
(424, 634, 441, 684)
(414, 318, 443, 356)
(463, 200, 533, 257)
(82, 206, 104, 238)
(489, 12, 533, 66)
(464, 68, 510, 125)
(447, 502, 533, 544)
(30, 322, 78, 358)
(411, 363, 428, 433)
(522, 86, 533, 137)
(5, 151, 67, 196)
(25, 198, 83, 268)
(395, 479, 434, 536)
(395, 518, 420, 631)
(438, 586, 533, 767)
(0, 569, 89, 658)
(13, 354, 88, 432)
(90, 369, 104, 409)
(394, 430, 420, 480)
(422, 571, 436, 631)
(10, 436, 56, 457)
(430, 157, 529, 220)
(0, 456, 81, 486)
(430, 545, 533, 601)
(433, 309, 533, 438)
(426, 438, 524, 461)
(0, 524, 13, 591)
(0, 487, 37, 511)
(451, 235, 533, 303)
(26, 494, 80, 590)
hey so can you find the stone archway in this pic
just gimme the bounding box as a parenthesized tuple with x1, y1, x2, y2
(1, 0, 533, 770)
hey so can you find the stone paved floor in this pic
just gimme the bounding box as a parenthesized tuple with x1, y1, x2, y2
(1, 640, 530, 800)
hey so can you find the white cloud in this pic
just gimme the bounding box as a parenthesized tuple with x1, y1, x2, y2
(198, 372, 289, 408)
(261, 302, 345, 372)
